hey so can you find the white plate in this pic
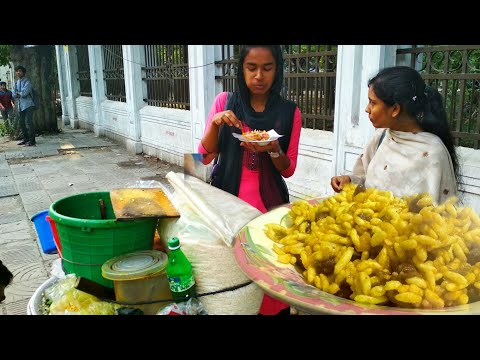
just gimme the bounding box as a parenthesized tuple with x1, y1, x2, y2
(232, 129, 283, 146)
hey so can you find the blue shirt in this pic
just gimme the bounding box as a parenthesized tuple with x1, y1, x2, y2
(13, 77, 35, 111)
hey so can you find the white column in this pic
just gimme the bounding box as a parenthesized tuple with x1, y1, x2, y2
(332, 45, 364, 177)
(332, 45, 397, 177)
(88, 45, 106, 137)
(188, 45, 218, 152)
(55, 45, 69, 126)
(123, 45, 143, 154)
(63, 45, 79, 129)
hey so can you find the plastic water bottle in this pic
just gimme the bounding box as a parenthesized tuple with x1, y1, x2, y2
(166, 237, 196, 302)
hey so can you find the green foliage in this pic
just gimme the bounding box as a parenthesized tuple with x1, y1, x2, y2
(0, 120, 14, 137)
(0, 45, 12, 67)
(154, 45, 188, 64)
(419, 46, 480, 147)
(0, 113, 22, 140)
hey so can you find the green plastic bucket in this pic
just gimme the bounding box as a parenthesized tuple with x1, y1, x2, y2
(49, 192, 157, 288)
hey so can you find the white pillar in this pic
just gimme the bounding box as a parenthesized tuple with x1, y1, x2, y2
(332, 45, 397, 177)
(89, 45, 106, 137)
(332, 45, 363, 177)
(63, 45, 79, 129)
(123, 45, 143, 154)
(55, 45, 70, 126)
(188, 45, 218, 152)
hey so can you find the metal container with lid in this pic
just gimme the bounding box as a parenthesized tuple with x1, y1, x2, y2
(102, 250, 172, 315)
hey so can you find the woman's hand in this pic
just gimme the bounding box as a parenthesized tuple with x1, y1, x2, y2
(212, 110, 243, 130)
(240, 139, 280, 153)
(331, 175, 351, 193)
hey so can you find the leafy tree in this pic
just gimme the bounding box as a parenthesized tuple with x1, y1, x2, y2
(8, 45, 58, 135)
(418, 46, 480, 148)
(0, 45, 12, 66)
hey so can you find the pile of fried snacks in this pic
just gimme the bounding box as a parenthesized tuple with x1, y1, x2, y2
(265, 184, 480, 309)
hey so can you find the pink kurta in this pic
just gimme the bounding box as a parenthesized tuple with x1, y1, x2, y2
(198, 92, 302, 213)
(199, 92, 301, 315)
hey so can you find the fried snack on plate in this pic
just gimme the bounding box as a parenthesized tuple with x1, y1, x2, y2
(242, 129, 270, 141)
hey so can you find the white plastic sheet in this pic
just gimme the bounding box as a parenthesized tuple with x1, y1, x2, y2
(165, 171, 262, 247)
(157, 172, 264, 315)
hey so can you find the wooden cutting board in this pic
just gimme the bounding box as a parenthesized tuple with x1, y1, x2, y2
(110, 188, 180, 220)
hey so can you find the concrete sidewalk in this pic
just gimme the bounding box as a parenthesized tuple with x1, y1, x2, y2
(0, 125, 183, 315)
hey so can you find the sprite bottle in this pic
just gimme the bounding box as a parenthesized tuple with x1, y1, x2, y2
(166, 237, 196, 303)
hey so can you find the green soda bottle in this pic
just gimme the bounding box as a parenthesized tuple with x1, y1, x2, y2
(166, 237, 196, 303)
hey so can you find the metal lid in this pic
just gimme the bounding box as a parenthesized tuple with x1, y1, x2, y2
(102, 250, 168, 281)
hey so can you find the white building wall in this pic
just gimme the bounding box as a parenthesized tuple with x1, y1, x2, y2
(140, 106, 191, 166)
(189, 45, 218, 152)
(65, 46, 95, 132)
(137, 44, 192, 166)
(57, 44, 480, 212)
(88, 45, 106, 137)
(55, 46, 70, 126)
(333, 45, 395, 176)
(122, 45, 143, 154)
(458, 147, 480, 213)
(76, 96, 94, 127)
(63, 45, 78, 128)
(98, 45, 131, 143)
(286, 129, 334, 201)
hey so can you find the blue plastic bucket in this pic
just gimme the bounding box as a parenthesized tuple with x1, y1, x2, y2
(31, 210, 57, 254)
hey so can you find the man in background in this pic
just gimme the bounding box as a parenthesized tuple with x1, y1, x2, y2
(13, 65, 36, 146)
(0, 81, 15, 123)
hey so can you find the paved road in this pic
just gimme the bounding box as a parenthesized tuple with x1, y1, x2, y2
(0, 125, 183, 315)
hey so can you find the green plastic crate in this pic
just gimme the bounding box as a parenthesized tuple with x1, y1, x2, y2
(49, 192, 157, 288)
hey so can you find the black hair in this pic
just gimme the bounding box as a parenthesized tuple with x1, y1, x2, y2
(237, 45, 284, 104)
(0, 82, 6, 86)
(0, 260, 13, 287)
(14, 65, 26, 73)
(368, 65, 459, 180)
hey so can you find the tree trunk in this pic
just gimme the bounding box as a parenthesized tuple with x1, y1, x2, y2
(10, 45, 58, 133)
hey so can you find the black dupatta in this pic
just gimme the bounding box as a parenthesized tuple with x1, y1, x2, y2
(211, 46, 296, 211)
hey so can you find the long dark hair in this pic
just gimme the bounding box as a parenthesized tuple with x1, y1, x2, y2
(236, 45, 284, 106)
(368, 66, 459, 180)
(213, 45, 294, 210)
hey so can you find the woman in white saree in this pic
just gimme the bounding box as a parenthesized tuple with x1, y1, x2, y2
(331, 66, 459, 205)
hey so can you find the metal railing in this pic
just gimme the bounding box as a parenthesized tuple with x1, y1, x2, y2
(215, 45, 338, 131)
(142, 45, 190, 109)
(397, 45, 480, 149)
(102, 45, 126, 102)
(76, 45, 92, 97)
